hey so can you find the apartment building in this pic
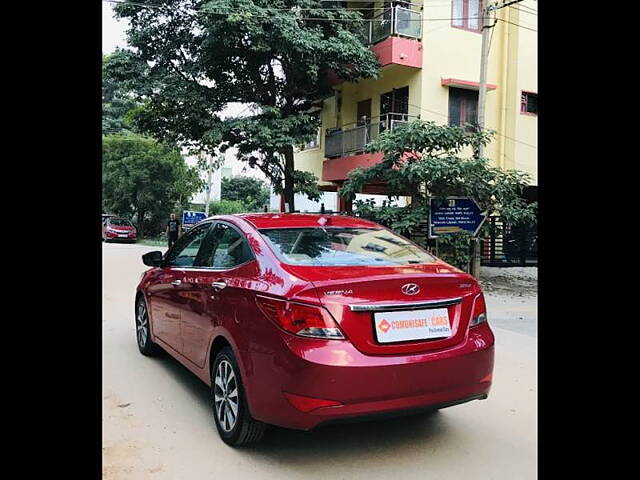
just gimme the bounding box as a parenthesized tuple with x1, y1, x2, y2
(294, 0, 538, 212)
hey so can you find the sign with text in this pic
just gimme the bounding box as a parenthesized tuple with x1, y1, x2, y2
(182, 211, 207, 231)
(374, 308, 452, 343)
(429, 197, 486, 238)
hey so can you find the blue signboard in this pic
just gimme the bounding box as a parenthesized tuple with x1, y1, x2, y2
(182, 211, 207, 231)
(429, 197, 486, 238)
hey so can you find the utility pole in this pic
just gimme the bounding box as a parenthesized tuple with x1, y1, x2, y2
(474, 5, 494, 275)
(204, 153, 214, 215)
(477, 0, 523, 158)
(477, 3, 492, 159)
(472, 0, 523, 277)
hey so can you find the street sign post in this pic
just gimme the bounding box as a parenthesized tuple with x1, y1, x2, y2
(182, 211, 207, 232)
(429, 197, 487, 238)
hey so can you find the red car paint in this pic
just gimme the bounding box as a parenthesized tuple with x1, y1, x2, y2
(103, 217, 137, 242)
(137, 214, 494, 430)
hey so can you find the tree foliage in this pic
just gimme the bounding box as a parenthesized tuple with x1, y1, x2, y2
(102, 134, 204, 236)
(106, 0, 380, 210)
(347, 120, 537, 271)
(221, 176, 270, 211)
(102, 54, 139, 134)
(208, 199, 248, 214)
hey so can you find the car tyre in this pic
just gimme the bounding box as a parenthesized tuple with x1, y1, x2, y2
(211, 347, 266, 446)
(135, 296, 161, 356)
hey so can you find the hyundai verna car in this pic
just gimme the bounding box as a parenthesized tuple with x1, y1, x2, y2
(136, 214, 494, 446)
(103, 217, 137, 242)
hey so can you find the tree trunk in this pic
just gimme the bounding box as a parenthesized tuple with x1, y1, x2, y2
(137, 208, 145, 238)
(283, 146, 295, 212)
(338, 189, 354, 214)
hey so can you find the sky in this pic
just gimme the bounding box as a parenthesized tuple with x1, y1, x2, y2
(102, 3, 247, 118)
(102, 3, 128, 54)
(102, 2, 263, 195)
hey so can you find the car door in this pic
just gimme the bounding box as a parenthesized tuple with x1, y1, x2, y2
(180, 221, 257, 368)
(146, 222, 213, 354)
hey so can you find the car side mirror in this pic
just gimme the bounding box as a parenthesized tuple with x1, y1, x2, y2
(142, 251, 163, 267)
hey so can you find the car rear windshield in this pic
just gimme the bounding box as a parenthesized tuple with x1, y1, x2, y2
(259, 227, 435, 266)
(110, 218, 132, 226)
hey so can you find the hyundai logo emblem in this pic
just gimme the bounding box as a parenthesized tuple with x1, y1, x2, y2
(401, 283, 420, 296)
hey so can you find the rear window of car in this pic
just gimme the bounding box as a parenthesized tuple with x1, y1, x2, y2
(259, 227, 435, 266)
(110, 218, 132, 227)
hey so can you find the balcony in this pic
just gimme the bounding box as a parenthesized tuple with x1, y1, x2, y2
(364, 6, 423, 45)
(325, 113, 417, 158)
(328, 6, 423, 85)
(322, 113, 418, 182)
(366, 6, 423, 69)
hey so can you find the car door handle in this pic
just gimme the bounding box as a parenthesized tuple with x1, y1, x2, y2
(171, 280, 182, 286)
(211, 281, 227, 291)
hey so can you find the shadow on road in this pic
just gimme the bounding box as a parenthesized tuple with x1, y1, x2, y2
(249, 410, 447, 463)
(150, 346, 453, 467)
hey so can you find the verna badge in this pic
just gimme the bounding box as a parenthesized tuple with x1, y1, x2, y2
(401, 283, 420, 296)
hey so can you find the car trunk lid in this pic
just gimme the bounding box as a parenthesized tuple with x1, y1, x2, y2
(284, 263, 480, 355)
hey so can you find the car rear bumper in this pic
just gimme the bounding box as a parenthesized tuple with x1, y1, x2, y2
(315, 392, 489, 429)
(244, 322, 494, 430)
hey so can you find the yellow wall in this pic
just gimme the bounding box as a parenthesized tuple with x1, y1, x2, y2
(296, 0, 538, 186)
(295, 96, 337, 188)
(338, 64, 422, 126)
(512, 1, 538, 184)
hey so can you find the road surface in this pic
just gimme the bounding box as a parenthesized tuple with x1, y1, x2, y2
(103, 242, 537, 480)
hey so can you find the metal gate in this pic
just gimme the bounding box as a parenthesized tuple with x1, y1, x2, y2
(481, 217, 537, 267)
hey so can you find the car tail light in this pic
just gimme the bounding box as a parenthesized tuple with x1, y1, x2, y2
(283, 392, 343, 412)
(256, 296, 345, 340)
(470, 293, 488, 327)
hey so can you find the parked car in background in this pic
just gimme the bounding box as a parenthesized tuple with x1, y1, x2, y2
(135, 214, 494, 446)
(103, 217, 137, 242)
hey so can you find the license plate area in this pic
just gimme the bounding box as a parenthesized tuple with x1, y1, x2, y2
(373, 308, 452, 344)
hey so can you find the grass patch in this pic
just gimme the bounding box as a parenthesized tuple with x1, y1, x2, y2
(138, 238, 167, 247)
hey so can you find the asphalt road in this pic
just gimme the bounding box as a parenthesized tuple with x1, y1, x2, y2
(102, 242, 537, 480)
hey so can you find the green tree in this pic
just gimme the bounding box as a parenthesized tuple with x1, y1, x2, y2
(344, 120, 537, 271)
(102, 54, 139, 135)
(221, 176, 270, 211)
(102, 134, 204, 236)
(107, 0, 380, 211)
(208, 199, 247, 214)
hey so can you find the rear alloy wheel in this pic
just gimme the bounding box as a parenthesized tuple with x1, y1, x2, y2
(212, 347, 266, 446)
(135, 296, 161, 356)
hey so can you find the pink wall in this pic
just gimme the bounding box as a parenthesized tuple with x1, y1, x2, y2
(322, 152, 385, 182)
(371, 37, 422, 69)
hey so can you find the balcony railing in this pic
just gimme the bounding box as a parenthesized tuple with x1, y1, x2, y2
(325, 113, 418, 158)
(360, 6, 423, 45)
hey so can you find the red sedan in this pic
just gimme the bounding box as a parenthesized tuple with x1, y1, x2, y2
(103, 217, 137, 242)
(136, 214, 494, 446)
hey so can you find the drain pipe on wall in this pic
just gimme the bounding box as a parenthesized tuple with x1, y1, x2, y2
(498, 6, 511, 170)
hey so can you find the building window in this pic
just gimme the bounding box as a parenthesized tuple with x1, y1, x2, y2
(305, 128, 321, 149)
(452, 0, 483, 32)
(521, 91, 538, 115)
(380, 86, 409, 132)
(448, 87, 478, 130)
(304, 113, 321, 150)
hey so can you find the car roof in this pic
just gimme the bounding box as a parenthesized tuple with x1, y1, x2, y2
(232, 213, 382, 229)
